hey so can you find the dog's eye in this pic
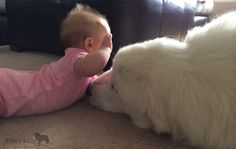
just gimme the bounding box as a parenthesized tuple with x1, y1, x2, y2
(111, 84, 114, 89)
(111, 84, 119, 94)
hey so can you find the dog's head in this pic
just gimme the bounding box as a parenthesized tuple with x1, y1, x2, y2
(87, 37, 187, 131)
(88, 70, 125, 113)
(88, 63, 159, 129)
(87, 38, 175, 129)
(35, 132, 40, 137)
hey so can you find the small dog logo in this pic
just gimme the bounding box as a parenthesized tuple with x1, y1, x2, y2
(34, 132, 49, 146)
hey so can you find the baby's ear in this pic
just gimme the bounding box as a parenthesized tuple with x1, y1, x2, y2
(84, 37, 94, 52)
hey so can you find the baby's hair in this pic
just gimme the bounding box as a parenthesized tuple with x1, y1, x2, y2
(60, 4, 108, 48)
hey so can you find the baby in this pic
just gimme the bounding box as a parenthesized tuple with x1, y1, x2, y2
(0, 4, 112, 117)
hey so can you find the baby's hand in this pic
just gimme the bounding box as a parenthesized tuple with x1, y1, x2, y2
(101, 34, 113, 50)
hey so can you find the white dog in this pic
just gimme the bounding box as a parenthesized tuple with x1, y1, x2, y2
(88, 12, 236, 149)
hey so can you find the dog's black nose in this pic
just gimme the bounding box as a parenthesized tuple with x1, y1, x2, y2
(85, 82, 93, 96)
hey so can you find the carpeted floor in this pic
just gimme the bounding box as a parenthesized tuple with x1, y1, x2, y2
(0, 45, 195, 149)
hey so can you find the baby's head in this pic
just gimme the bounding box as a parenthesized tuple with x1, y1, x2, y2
(60, 4, 111, 52)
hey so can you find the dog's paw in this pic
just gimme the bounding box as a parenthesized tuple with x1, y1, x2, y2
(132, 117, 152, 129)
(152, 123, 170, 134)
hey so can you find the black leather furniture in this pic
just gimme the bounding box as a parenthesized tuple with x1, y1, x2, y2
(0, 0, 8, 45)
(5, 0, 197, 69)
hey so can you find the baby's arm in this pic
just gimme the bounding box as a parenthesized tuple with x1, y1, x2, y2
(74, 34, 112, 77)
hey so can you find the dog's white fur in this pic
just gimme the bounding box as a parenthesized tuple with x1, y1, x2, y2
(88, 12, 236, 148)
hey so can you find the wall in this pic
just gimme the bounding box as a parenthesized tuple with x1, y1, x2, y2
(212, 0, 236, 17)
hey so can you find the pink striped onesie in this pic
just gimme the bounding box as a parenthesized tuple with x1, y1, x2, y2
(0, 48, 95, 117)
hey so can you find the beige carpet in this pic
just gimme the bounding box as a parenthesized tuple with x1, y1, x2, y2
(0, 45, 195, 149)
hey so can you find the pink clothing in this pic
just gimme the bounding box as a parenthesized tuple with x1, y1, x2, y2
(0, 48, 95, 117)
